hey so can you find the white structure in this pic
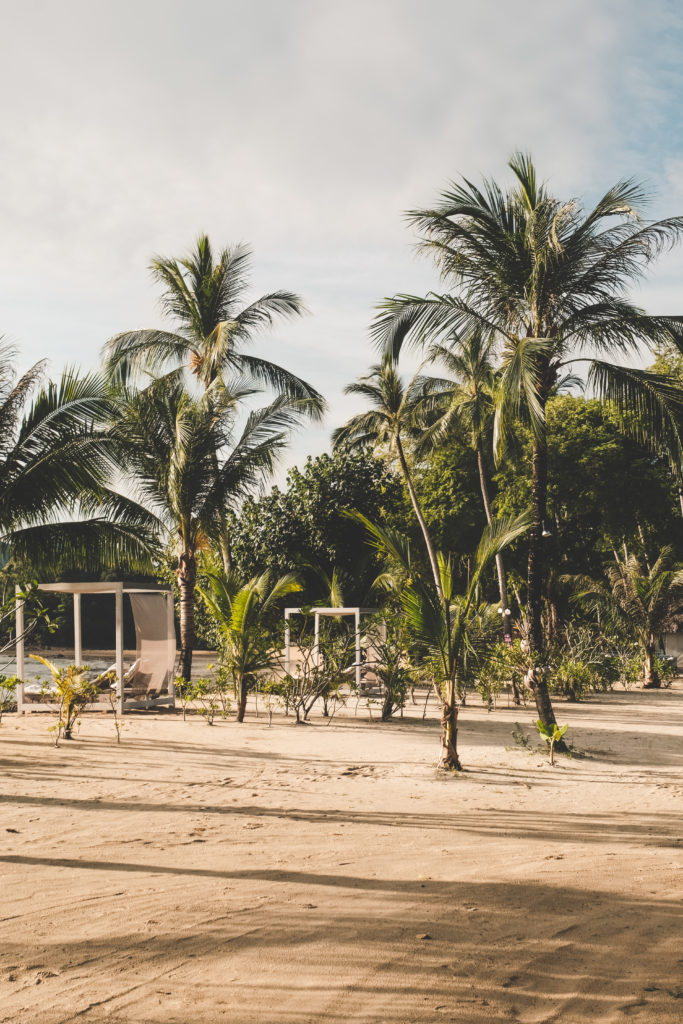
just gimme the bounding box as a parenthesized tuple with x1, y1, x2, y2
(284, 607, 383, 689)
(15, 582, 176, 714)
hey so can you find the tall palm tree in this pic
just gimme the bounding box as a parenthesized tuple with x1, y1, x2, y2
(373, 153, 683, 731)
(199, 568, 302, 721)
(332, 358, 443, 599)
(103, 235, 326, 572)
(115, 374, 303, 679)
(355, 511, 528, 768)
(418, 329, 514, 642)
(569, 546, 683, 688)
(0, 343, 154, 573)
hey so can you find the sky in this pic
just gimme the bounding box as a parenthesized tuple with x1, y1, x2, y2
(1, 0, 683, 480)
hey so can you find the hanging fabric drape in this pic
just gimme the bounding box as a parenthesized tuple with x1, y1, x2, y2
(128, 592, 175, 697)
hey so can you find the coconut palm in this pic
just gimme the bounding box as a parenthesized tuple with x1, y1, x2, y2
(373, 153, 683, 731)
(568, 546, 683, 688)
(0, 343, 155, 573)
(102, 235, 326, 572)
(115, 374, 304, 679)
(199, 568, 302, 722)
(332, 358, 443, 599)
(416, 328, 515, 642)
(354, 511, 529, 768)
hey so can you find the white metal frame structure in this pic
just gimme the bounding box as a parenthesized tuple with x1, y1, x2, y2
(284, 607, 381, 689)
(15, 582, 176, 714)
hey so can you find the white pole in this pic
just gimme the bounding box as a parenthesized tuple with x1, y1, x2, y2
(15, 585, 24, 714)
(115, 585, 124, 715)
(73, 593, 82, 667)
(166, 592, 176, 704)
(355, 609, 361, 690)
(314, 612, 320, 669)
(284, 610, 291, 675)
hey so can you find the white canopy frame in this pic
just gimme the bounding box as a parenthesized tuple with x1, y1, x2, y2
(15, 582, 176, 714)
(284, 607, 384, 689)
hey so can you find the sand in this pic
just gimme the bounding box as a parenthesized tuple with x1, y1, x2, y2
(1, 684, 682, 1023)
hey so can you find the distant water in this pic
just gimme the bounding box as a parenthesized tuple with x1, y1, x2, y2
(1, 655, 116, 684)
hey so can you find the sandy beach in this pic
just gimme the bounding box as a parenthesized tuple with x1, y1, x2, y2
(1, 686, 682, 1023)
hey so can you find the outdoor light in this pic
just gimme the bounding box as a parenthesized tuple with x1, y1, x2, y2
(541, 522, 552, 538)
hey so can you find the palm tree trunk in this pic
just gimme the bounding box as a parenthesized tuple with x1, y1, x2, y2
(177, 550, 197, 681)
(439, 675, 461, 770)
(236, 672, 248, 721)
(527, 430, 560, 733)
(395, 436, 443, 600)
(643, 642, 661, 689)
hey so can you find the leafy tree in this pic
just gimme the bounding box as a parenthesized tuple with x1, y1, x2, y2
(114, 375, 302, 679)
(494, 395, 683, 625)
(568, 546, 683, 688)
(374, 153, 683, 732)
(228, 446, 409, 604)
(102, 234, 325, 571)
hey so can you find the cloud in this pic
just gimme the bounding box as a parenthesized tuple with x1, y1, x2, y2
(0, 0, 682, 475)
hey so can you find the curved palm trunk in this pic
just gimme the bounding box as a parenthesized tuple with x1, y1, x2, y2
(476, 442, 513, 630)
(643, 641, 661, 688)
(439, 673, 462, 770)
(209, 448, 233, 576)
(177, 550, 197, 681)
(527, 428, 560, 733)
(395, 436, 443, 600)
(475, 440, 520, 704)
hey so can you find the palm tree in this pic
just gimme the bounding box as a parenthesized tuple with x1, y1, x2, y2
(355, 511, 528, 768)
(332, 358, 443, 599)
(373, 153, 683, 731)
(417, 329, 514, 643)
(199, 568, 302, 721)
(115, 374, 303, 679)
(0, 343, 154, 573)
(569, 546, 683, 688)
(102, 235, 326, 572)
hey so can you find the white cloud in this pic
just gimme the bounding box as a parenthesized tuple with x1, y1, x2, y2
(0, 0, 682, 476)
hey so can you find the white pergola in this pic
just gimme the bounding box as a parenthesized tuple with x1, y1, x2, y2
(284, 607, 381, 689)
(15, 582, 176, 714)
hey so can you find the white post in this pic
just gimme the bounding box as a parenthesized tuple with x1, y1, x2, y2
(73, 593, 82, 667)
(166, 592, 176, 704)
(314, 612, 320, 669)
(115, 585, 124, 715)
(15, 585, 24, 713)
(284, 610, 291, 675)
(355, 609, 361, 690)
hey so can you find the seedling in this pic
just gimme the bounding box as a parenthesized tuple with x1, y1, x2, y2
(105, 675, 125, 743)
(0, 675, 19, 725)
(30, 656, 98, 746)
(535, 719, 569, 765)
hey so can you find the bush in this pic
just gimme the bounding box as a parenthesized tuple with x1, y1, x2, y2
(549, 658, 604, 701)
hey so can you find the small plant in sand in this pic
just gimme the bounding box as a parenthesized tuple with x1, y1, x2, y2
(193, 676, 229, 725)
(0, 675, 20, 725)
(175, 675, 196, 720)
(511, 722, 531, 748)
(30, 656, 99, 746)
(535, 719, 569, 765)
(104, 675, 125, 743)
(364, 618, 412, 721)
